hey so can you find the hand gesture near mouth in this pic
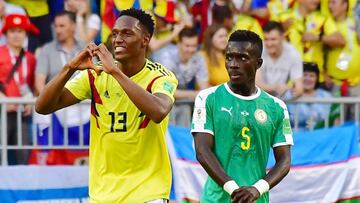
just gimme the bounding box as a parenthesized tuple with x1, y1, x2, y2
(66, 42, 103, 75)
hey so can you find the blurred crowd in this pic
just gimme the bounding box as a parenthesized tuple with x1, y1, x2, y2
(0, 0, 360, 164)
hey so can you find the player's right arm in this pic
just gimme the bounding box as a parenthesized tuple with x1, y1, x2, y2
(193, 132, 233, 187)
(35, 43, 101, 114)
(191, 90, 239, 197)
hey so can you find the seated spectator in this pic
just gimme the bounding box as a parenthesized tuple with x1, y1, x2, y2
(155, 27, 209, 127)
(0, 14, 38, 164)
(256, 21, 303, 99)
(286, 63, 333, 131)
(211, 2, 234, 33)
(0, 0, 26, 46)
(65, 0, 101, 43)
(200, 23, 229, 86)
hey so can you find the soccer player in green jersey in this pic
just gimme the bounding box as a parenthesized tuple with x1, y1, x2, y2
(191, 30, 293, 203)
(36, 8, 178, 202)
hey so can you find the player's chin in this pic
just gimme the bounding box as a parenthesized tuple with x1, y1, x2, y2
(114, 53, 128, 61)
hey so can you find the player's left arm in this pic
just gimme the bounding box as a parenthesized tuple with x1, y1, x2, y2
(263, 145, 291, 189)
(95, 44, 177, 123)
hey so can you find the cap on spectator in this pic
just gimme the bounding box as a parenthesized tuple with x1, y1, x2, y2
(1, 14, 39, 35)
(153, 0, 179, 24)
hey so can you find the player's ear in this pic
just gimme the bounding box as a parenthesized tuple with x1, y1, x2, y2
(142, 34, 151, 48)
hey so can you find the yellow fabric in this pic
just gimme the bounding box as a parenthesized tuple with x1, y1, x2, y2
(232, 14, 264, 39)
(7, 0, 48, 17)
(321, 0, 356, 16)
(268, 0, 297, 21)
(279, 9, 339, 82)
(200, 51, 229, 86)
(114, 0, 154, 11)
(65, 60, 178, 203)
(326, 18, 360, 86)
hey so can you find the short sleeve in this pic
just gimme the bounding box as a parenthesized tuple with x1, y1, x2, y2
(87, 14, 101, 30)
(272, 100, 294, 148)
(64, 70, 91, 101)
(323, 16, 339, 35)
(151, 74, 178, 103)
(191, 89, 215, 135)
(195, 54, 209, 83)
(35, 46, 49, 76)
(289, 45, 303, 81)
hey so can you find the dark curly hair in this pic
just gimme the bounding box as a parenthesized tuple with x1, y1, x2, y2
(118, 8, 155, 37)
(229, 30, 263, 58)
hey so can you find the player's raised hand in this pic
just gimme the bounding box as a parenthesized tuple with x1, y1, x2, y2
(66, 42, 102, 75)
(94, 43, 119, 74)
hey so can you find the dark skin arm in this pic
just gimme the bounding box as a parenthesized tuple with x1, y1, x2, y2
(94, 43, 174, 123)
(231, 145, 291, 203)
(193, 132, 233, 188)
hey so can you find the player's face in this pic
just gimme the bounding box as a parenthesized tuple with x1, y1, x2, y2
(303, 71, 317, 91)
(264, 29, 283, 56)
(111, 16, 149, 61)
(178, 36, 198, 62)
(225, 41, 262, 87)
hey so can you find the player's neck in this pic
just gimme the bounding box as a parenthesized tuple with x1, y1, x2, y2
(119, 55, 146, 77)
(228, 82, 257, 96)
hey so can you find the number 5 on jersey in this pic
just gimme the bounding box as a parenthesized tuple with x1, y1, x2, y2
(241, 127, 250, 150)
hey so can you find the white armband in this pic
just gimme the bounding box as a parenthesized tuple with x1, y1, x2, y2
(223, 180, 240, 195)
(252, 179, 270, 196)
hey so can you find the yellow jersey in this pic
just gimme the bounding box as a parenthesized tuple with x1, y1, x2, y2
(200, 51, 229, 86)
(7, 0, 49, 17)
(232, 14, 264, 39)
(326, 17, 360, 86)
(65, 59, 178, 203)
(267, 0, 297, 21)
(279, 9, 339, 82)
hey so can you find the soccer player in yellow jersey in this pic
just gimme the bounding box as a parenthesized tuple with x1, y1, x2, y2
(278, 0, 345, 82)
(35, 8, 178, 203)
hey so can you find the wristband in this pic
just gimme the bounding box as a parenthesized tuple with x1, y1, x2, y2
(223, 180, 240, 195)
(252, 179, 270, 196)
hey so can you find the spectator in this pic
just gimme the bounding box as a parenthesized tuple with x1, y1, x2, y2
(256, 21, 303, 99)
(278, 0, 345, 83)
(7, 0, 53, 52)
(149, 1, 186, 59)
(286, 62, 333, 131)
(35, 11, 85, 94)
(232, 11, 264, 39)
(0, 14, 38, 164)
(267, 0, 296, 21)
(200, 23, 229, 86)
(212, 2, 234, 32)
(155, 27, 209, 127)
(0, 0, 26, 46)
(327, 0, 360, 97)
(64, 0, 101, 43)
(33, 11, 87, 165)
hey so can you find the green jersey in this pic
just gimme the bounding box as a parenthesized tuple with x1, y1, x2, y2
(191, 84, 293, 203)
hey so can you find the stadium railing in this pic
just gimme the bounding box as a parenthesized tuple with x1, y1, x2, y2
(1, 97, 360, 166)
